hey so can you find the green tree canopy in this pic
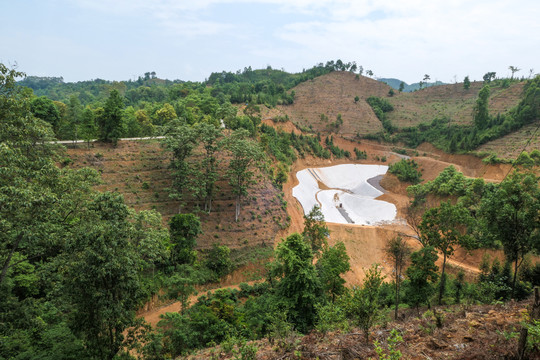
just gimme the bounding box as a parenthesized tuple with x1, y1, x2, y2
(480, 171, 540, 296)
(302, 205, 330, 254)
(419, 201, 473, 305)
(98, 89, 125, 145)
(274, 233, 321, 333)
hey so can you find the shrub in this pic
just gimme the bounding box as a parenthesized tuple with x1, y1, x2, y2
(388, 159, 422, 184)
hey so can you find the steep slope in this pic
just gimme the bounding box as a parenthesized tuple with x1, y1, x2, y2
(386, 81, 525, 128)
(478, 119, 540, 159)
(67, 140, 288, 250)
(275, 71, 391, 136)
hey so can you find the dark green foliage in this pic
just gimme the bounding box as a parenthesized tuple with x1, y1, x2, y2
(206, 244, 232, 278)
(480, 171, 540, 296)
(63, 192, 147, 360)
(406, 246, 439, 310)
(366, 96, 395, 133)
(463, 76, 471, 90)
(325, 135, 350, 158)
(260, 124, 297, 165)
(302, 205, 329, 254)
(354, 147, 367, 160)
(30, 96, 61, 133)
(274, 233, 321, 333)
(407, 165, 474, 204)
(388, 159, 422, 184)
(473, 85, 490, 129)
(316, 242, 351, 302)
(169, 213, 201, 265)
(345, 264, 385, 342)
(483, 72, 496, 84)
(98, 89, 125, 145)
(162, 121, 197, 203)
(420, 201, 474, 305)
(396, 76, 540, 152)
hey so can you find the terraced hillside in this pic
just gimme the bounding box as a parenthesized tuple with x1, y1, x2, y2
(273, 71, 390, 136)
(67, 140, 288, 250)
(271, 72, 525, 137)
(386, 81, 525, 127)
(478, 119, 540, 159)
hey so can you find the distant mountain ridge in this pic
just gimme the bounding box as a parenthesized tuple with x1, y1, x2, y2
(377, 77, 446, 92)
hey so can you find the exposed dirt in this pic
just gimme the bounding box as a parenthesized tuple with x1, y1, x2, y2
(478, 119, 540, 159)
(277, 134, 516, 285)
(67, 140, 288, 250)
(187, 297, 540, 360)
(386, 81, 524, 128)
(271, 71, 390, 136)
(267, 73, 524, 138)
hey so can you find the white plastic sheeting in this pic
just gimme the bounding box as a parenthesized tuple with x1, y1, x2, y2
(292, 164, 397, 225)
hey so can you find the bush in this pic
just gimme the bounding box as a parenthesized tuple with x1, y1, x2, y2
(206, 244, 232, 278)
(388, 159, 422, 184)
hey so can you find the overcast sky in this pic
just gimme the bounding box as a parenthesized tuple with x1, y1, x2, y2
(2, 0, 539, 84)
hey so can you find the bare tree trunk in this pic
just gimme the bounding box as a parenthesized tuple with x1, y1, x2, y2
(512, 258, 519, 299)
(438, 252, 447, 306)
(394, 264, 399, 320)
(235, 194, 240, 222)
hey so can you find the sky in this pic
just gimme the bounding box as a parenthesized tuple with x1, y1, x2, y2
(1, 0, 539, 84)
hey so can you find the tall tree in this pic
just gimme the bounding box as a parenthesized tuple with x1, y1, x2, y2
(30, 96, 61, 134)
(193, 122, 222, 213)
(483, 72, 496, 84)
(222, 129, 265, 222)
(473, 84, 490, 129)
(79, 107, 97, 148)
(63, 192, 146, 360)
(406, 246, 439, 311)
(463, 76, 471, 90)
(316, 242, 350, 303)
(169, 213, 201, 265)
(274, 233, 321, 333)
(346, 264, 385, 342)
(419, 201, 473, 305)
(384, 236, 411, 319)
(302, 205, 330, 254)
(99, 89, 125, 145)
(509, 66, 521, 80)
(480, 171, 540, 297)
(162, 120, 197, 206)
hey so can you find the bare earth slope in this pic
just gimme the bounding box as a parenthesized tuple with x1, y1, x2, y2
(478, 119, 540, 159)
(275, 71, 391, 136)
(386, 81, 524, 128)
(67, 140, 288, 250)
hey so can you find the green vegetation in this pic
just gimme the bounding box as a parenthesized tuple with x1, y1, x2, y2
(325, 135, 350, 158)
(3, 61, 540, 359)
(354, 147, 367, 159)
(366, 96, 396, 133)
(388, 159, 422, 184)
(395, 75, 540, 153)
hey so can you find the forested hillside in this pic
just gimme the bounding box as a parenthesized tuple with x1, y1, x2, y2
(2, 61, 540, 360)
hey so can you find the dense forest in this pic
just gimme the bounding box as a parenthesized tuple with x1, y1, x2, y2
(1, 61, 540, 359)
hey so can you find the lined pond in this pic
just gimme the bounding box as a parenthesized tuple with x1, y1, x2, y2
(292, 164, 397, 225)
